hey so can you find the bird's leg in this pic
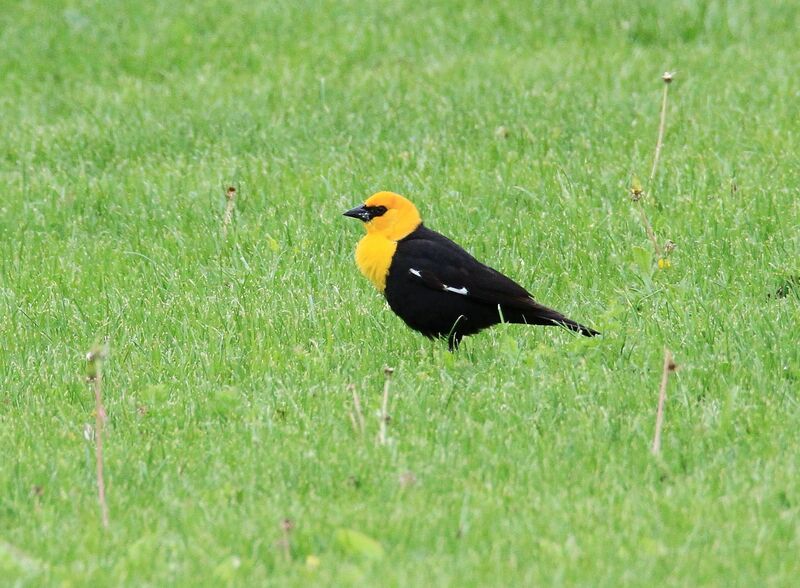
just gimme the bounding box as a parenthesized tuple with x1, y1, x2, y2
(445, 315, 466, 352)
(447, 333, 462, 352)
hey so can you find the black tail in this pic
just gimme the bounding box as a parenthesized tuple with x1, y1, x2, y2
(551, 316, 600, 337)
(508, 301, 600, 337)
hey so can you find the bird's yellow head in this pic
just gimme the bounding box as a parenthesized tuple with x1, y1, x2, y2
(343, 191, 422, 241)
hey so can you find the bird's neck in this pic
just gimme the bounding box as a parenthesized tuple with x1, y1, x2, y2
(365, 214, 421, 241)
(355, 233, 398, 292)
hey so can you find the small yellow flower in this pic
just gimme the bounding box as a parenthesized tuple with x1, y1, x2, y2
(657, 258, 671, 269)
(630, 178, 644, 202)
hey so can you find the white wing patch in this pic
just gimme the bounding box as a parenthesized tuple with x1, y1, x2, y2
(409, 267, 468, 295)
(444, 285, 469, 295)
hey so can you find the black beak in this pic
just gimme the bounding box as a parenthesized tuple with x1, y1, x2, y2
(343, 204, 371, 222)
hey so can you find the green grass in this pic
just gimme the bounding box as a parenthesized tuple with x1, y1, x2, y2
(2, 0, 799, 585)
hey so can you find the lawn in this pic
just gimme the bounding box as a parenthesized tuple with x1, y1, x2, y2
(1, 0, 799, 585)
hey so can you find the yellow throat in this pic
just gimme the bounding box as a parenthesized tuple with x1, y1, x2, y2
(353, 192, 422, 292)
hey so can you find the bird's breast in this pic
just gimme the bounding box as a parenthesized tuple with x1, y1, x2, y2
(355, 234, 397, 292)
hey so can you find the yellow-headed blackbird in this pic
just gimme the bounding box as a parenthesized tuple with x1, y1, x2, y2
(344, 191, 599, 350)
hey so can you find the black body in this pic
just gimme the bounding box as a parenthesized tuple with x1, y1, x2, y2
(384, 225, 599, 349)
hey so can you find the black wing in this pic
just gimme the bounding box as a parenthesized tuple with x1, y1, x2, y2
(395, 226, 537, 308)
(393, 225, 599, 336)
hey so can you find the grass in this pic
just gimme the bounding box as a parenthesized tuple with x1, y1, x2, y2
(1, 0, 799, 585)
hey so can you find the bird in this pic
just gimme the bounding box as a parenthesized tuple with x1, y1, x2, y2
(343, 191, 599, 350)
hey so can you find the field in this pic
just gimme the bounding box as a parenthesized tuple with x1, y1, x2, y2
(2, 0, 799, 585)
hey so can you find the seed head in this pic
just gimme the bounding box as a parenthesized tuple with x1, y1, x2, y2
(399, 470, 417, 488)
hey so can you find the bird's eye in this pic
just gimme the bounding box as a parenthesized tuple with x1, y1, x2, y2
(365, 205, 388, 218)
